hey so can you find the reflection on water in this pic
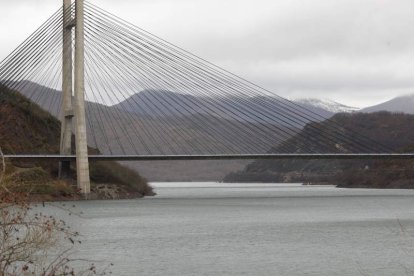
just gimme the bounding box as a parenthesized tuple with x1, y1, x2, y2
(46, 183, 414, 276)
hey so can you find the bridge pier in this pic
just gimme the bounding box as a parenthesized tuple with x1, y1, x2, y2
(59, 0, 74, 179)
(59, 0, 91, 195)
(74, 0, 91, 195)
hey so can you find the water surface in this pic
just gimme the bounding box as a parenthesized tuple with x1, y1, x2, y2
(47, 183, 414, 275)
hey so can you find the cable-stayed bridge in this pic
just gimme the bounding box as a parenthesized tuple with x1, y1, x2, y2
(0, 0, 410, 194)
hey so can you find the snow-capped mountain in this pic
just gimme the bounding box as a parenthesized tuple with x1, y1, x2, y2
(294, 98, 359, 113)
(115, 90, 359, 127)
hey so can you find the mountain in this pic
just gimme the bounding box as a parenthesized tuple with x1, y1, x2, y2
(295, 98, 359, 114)
(0, 84, 153, 199)
(8, 83, 292, 181)
(13, 83, 296, 154)
(9, 82, 359, 181)
(361, 94, 414, 114)
(224, 112, 414, 188)
(115, 90, 354, 127)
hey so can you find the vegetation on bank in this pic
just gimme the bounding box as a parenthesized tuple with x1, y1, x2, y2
(224, 112, 414, 188)
(334, 159, 414, 188)
(0, 147, 112, 275)
(0, 84, 153, 200)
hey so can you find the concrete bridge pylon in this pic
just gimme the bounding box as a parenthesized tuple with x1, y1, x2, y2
(59, 0, 90, 195)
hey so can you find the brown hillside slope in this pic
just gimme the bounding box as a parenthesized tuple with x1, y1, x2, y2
(0, 86, 60, 154)
(0, 84, 153, 199)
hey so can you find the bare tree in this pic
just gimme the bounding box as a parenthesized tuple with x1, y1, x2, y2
(0, 147, 109, 275)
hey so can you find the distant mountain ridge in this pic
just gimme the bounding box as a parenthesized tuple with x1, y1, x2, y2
(114, 89, 358, 127)
(8, 81, 414, 116)
(361, 94, 414, 114)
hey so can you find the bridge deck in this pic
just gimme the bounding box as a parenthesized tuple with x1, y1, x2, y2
(4, 154, 414, 161)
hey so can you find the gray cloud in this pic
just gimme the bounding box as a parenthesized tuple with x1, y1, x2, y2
(1, 0, 414, 107)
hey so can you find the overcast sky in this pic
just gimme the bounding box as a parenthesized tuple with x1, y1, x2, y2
(1, 0, 414, 107)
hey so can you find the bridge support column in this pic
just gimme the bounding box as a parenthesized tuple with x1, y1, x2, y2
(74, 0, 91, 195)
(59, 0, 74, 179)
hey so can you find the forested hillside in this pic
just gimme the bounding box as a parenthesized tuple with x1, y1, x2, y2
(224, 112, 414, 188)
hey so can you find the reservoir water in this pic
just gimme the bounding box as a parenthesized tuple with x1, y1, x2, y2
(48, 183, 414, 275)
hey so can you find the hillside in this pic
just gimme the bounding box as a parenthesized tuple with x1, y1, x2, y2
(13, 82, 299, 181)
(0, 84, 153, 200)
(10, 82, 367, 182)
(224, 112, 414, 188)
